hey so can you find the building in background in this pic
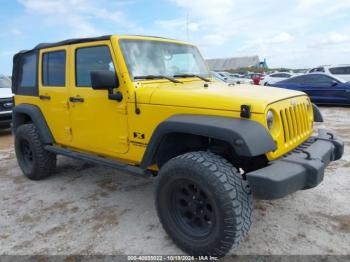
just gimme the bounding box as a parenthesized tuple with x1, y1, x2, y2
(206, 56, 268, 71)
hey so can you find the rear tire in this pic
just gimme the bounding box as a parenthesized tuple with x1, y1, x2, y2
(155, 151, 253, 257)
(15, 124, 56, 180)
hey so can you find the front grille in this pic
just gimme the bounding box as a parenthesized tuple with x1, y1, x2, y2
(280, 103, 310, 144)
(0, 98, 14, 112)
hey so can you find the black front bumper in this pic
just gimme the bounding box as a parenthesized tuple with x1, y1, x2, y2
(246, 129, 344, 199)
(0, 111, 12, 128)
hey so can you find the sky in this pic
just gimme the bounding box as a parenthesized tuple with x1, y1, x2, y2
(1, 0, 350, 75)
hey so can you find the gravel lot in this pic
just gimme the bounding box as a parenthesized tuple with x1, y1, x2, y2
(0, 107, 349, 256)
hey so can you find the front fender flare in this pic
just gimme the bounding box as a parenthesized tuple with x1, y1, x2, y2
(140, 115, 276, 169)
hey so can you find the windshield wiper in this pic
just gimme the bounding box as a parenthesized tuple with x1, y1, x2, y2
(173, 74, 211, 82)
(134, 75, 182, 83)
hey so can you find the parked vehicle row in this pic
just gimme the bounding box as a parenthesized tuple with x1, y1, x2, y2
(0, 75, 14, 129)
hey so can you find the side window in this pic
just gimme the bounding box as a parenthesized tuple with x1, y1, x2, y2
(304, 75, 335, 86)
(42, 51, 66, 86)
(280, 73, 291, 78)
(309, 67, 324, 73)
(76, 46, 115, 87)
(19, 53, 37, 88)
(329, 67, 350, 75)
(284, 75, 306, 83)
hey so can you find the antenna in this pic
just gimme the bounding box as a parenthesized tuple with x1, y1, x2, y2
(186, 13, 189, 41)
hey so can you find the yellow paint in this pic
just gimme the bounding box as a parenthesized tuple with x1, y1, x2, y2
(15, 35, 314, 168)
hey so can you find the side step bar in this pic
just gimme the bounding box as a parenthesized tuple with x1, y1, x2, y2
(45, 145, 151, 177)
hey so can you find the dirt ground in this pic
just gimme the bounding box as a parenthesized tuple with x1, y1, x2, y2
(0, 107, 349, 256)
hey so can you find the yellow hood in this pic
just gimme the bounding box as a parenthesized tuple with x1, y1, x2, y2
(145, 81, 306, 113)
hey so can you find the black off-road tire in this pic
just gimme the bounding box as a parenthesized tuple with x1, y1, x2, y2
(155, 151, 253, 257)
(15, 123, 56, 180)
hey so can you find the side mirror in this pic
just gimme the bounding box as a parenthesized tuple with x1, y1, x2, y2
(90, 70, 122, 101)
(91, 70, 119, 90)
(331, 80, 338, 87)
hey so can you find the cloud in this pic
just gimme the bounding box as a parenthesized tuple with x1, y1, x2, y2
(158, 0, 350, 68)
(17, 0, 136, 37)
(268, 32, 294, 44)
(188, 23, 199, 32)
(6, 0, 350, 69)
(324, 32, 350, 45)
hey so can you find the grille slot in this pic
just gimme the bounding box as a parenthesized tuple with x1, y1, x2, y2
(0, 98, 14, 112)
(280, 103, 310, 144)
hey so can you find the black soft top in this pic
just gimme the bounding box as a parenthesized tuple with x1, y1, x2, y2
(17, 35, 111, 55)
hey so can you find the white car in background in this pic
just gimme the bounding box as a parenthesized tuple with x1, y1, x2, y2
(260, 72, 293, 86)
(0, 75, 14, 129)
(308, 65, 350, 81)
(214, 71, 253, 85)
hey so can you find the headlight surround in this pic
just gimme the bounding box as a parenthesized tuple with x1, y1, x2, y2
(266, 110, 274, 129)
(306, 99, 312, 111)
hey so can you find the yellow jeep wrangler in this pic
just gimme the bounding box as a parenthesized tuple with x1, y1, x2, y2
(11, 35, 344, 257)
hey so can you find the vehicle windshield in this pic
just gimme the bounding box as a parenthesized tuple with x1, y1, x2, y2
(119, 39, 209, 80)
(0, 75, 11, 88)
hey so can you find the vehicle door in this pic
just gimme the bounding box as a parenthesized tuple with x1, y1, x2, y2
(68, 41, 129, 157)
(38, 47, 72, 145)
(302, 74, 345, 104)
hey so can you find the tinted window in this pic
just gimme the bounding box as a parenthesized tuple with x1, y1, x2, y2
(282, 75, 307, 83)
(302, 74, 337, 86)
(42, 51, 66, 86)
(329, 66, 350, 75)
(280, 73, 291, 78)
(19, 53, 37, 88)
(76, 46, 114, 87)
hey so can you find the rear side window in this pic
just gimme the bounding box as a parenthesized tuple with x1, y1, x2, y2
(75, 46, 115, 87)
(329, 67, 350, 75)
(19, 53, 37, 88)
(42, 51, 66, 86)
(309, 67, 324, 73)
(12, 51, 39, 96)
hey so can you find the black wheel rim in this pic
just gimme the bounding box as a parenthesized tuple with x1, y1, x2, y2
(20, 140, 33, 167)
(170, 179, 216, 238)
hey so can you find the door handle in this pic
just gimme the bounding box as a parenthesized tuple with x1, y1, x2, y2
(69, 97, 84, 103)
(39, 95, 51, 100)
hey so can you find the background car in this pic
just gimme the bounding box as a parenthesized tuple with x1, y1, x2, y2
(0, 75, 14, 129)
(308, 65, 350, 81)
(211, 71, 253, 85)
(211, 71, 234, 83)
(260, 72, 293, 86)
(271, 73, 350, 105)
(218, 71, 253, 84)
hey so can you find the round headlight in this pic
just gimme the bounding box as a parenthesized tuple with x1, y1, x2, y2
(266, 110, 274, 129)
